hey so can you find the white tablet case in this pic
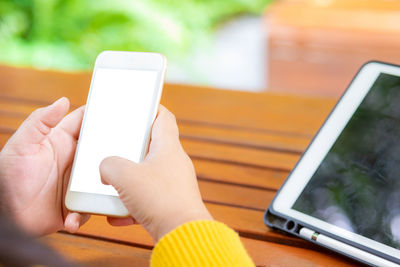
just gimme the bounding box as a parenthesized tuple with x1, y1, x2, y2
(265, 61, 400, 267)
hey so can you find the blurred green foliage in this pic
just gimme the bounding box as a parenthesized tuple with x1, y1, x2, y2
(0, 0, 271, 71)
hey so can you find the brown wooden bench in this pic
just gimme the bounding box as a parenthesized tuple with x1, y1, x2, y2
(0, 65, 360, 266)
(266, 0, 400, 97)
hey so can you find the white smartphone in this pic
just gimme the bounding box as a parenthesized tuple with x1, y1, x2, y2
(65, 51, 167, 217)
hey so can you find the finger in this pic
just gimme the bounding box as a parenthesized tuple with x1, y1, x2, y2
(57, 105, 85, 139)
(107, 216, 137, 226)
(99, 156, 140, 191)
(64, 212, 91, 233)
(12, 97, 70, 145)
(148, 105, 180, 155)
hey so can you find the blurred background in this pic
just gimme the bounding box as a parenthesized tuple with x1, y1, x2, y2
(1, 0, 400, 96)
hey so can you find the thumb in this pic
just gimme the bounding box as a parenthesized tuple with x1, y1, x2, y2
(99, 156, 140, 192)
(11, 97, 70, 145)
(148, 105, 180, 156)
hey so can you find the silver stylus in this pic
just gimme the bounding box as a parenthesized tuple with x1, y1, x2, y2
(299, 228, 398, 267)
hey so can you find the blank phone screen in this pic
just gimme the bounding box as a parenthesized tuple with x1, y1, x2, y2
(69, 68, 158, 196)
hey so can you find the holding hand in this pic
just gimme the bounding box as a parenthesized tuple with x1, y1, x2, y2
(0, 99, 212, 241)
(100, 106, 213, 241)
(0, 98, 89, 235)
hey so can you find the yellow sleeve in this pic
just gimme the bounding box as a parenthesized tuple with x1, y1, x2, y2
(150, 220, 255, 267)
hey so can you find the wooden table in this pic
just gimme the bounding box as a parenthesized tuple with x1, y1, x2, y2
(0, 65, 360, 266)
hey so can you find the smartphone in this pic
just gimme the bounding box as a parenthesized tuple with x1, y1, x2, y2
(65, 51, 167, 217)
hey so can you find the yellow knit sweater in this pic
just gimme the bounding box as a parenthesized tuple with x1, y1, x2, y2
(150, 220, 255, 267)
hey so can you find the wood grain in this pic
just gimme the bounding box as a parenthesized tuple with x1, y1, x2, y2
(40, 232, 151, 267)
(0, 110, 302, 171)
(77, 203, 305, 249)
(41, 231, 359, 267)
(241, 237, 360, 267)
(0, 64, 335, 137)
(0, 65, 358, 266)
(182, 139, 300, 171)
(179, 122, 310, 153)
(74, 216, 359, 266)
(193, 159, 289, 190)
(199, 180, 274, 211)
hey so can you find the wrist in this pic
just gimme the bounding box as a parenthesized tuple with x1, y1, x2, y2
(154, 206, 213, 242)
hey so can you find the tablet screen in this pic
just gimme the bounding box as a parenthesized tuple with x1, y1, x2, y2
(293, 73, 400, 249)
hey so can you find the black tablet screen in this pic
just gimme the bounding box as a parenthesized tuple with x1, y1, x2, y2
(293, 73, 400, 249)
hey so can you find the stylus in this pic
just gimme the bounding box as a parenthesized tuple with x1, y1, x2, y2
(299, 228, 398, 267)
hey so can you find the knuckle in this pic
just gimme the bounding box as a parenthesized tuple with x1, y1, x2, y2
(31, 107, 46, 118)
(167, 114, 179, 133)
(25, 109, 41, 124)
(165, 110, 177, 123)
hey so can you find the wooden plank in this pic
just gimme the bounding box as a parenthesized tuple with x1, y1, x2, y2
(161, 84, 335, 137)
(0, 129, 289, 192)
(0, 132, 278, 212)
(0, 98, 41, 114)
(0, 130, 284, 241)
(0, 105, 295, 190)
(199, 180, 274, 211)
(182, 139, 299, 171)
(0, 113, 24, 130)
(41, 232, 151, 267)
(0, 108, 293, 190)
(45, 229, 358, 267)
(77, 217, 154, 247)
(241, 237, 360, 267)
(0, 115, 300, 171)
(206, 203, 279, 243)
(266, 0, 400, 96)
(0, 65, 335, 136)
(0, 66, 90, 105)
(179, 122, 310, 153)
(77, 203, 307, 249)
(75, 216, 359, 266)
(0, 127, 278, 211)
(0, 132, 10, 148)
(267, 0, 400, 33)
(194, 158, 288, 190)
(0, 98, 311, 154)
(0, 66, 356, 266)
(0, 130, 307, 256)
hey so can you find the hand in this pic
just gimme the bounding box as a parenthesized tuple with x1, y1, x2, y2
(0, 97, 90, 236)
(100, 105, 213, 241)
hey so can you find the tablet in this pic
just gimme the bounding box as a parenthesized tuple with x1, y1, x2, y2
(265, 61, 400, 267)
